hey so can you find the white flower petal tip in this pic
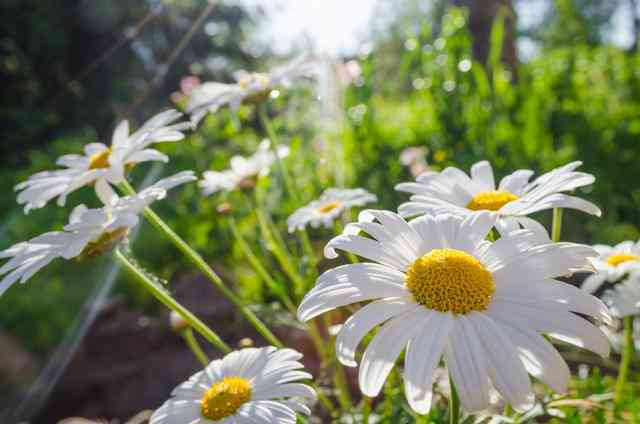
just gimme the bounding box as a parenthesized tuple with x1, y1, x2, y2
(301, 209, 611, 415)
(15, 110, 191, 212)
(287, 188, 377, 233)
(150, 347, 315, 424)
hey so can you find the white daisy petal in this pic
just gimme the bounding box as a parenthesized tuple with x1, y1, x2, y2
(497, 322, 570, 393)
(297, 263, 410, 322)
(336, 297, 416, 367)
(404, 312, 453, 414)
(359, 306, 424, 396)
(470, 313, 534, 412)
(444, 316, 491, 412)
(470, 160, 496, 192)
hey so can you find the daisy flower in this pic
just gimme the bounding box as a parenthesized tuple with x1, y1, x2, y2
(581, 240, 640, 294)
(150, 346, 316, 424)
(0, 172, 196, 295)
(600, 273, 640, 318)
(396, 161, 600, 240)
(297, 210, 610, 414)
(199, 139, 289, 195)
(187, 56, 318, 124)
(15, 110, 191, 212)
(287, 188, 377, 233)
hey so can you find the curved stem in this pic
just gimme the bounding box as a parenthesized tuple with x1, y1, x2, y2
(449, 374, 460, 424)
(118, 181, 283, 348)
(182, 327, 210, 366)
(229, 215, 297, 312)
(115, 248, 231, 354)
(551, 208, 563, 242)
(257, 103, 297, 202)
(615, 316, 634, 405)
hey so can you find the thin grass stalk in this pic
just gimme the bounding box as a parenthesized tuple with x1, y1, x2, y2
(257, 103, 298, 202)
(615, 316, 634, 405)
(228, 215, 297, 312)
(255, 207, 307, 299)
(551, 208, 563, 242)
(449, 374, 460, 424)
(118, 180, 283, 348)
(115, 248, 232, 353)
(182, 327, 210, 366)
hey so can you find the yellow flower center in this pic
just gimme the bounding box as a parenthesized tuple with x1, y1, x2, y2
(80, 227, 130, 258)
(405, 248, 495, 315)
(88, 148, 112, 170)
(606, 253, 640, 267)
(201, 376, 252, 421)
(317, 202, 341, 214)
(467, 191, 519, 211)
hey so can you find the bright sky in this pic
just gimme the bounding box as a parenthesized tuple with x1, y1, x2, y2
(240, 0, 378, 55)
(239, 0, 634, 57)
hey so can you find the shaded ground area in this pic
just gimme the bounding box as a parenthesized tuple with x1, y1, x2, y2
(31, 270, 320, 423)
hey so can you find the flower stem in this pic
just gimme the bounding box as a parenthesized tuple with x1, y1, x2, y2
(256, 207, 307, 299)
(324, 314, 353, 411)
(182, 327, 210, 366)
(228, 215, 297, 312)
(615, 316, 634, 405)
(115, 248, 231, 354)
(551, 208, 563, 242)
(362, 396, 372, 424)
(449, 374, 460, 424)
(118, 181, 283, 348)
(257, 103, 298, 202)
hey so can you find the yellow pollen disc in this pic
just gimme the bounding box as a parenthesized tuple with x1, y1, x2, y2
(606, 253, 640, 267)
(405, 248, 495, 315)
(317, 201, 341, 214)
(80, 227, 129, 258)
(88, 148, 112, 170)
(201, 376, 252, 421)
(466, 191, 519, 211)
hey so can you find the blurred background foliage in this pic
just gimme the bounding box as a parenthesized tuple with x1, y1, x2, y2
(2, 0, 640, 421)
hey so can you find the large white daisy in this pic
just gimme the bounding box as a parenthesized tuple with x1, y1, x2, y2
(199, 139, 289, 195)
(0, 172, 196, 295)
(396, 161, 600, 240)
(15, 110, 191, 212)
(297, 210, 611, 414)
(287, 188, 377, 233)
(581, 240, 640, 295)
(150, 346, 316, 424)
(187, 56, 318, 124)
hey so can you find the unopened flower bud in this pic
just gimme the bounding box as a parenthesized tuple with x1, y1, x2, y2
(170, 311, 189, 333)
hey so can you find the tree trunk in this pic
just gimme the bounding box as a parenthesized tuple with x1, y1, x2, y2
(451, 0, 518, 69)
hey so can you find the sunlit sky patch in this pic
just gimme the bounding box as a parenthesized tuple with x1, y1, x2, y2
(238, 0, 635, 59)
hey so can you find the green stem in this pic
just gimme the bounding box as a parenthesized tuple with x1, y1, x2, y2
(257, 103, 297, 202)
(551, 208, 563, 242)
(384, 368, 397, 419)
(229, 216, 297, 312)
(256, 207, 306, 299)
(449, 374, 460, 424)
(324, 314, 353, 411)
(118, 181, 283, 348)
(182, 327, 210, 366)
(299, 228, 319, 278)
(362, 396, 372, 424)
(615, 316, 634, 405)
(115, 248, 231, 353)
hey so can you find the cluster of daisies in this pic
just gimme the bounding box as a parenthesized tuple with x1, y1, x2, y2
(1, 54, 637, 423)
